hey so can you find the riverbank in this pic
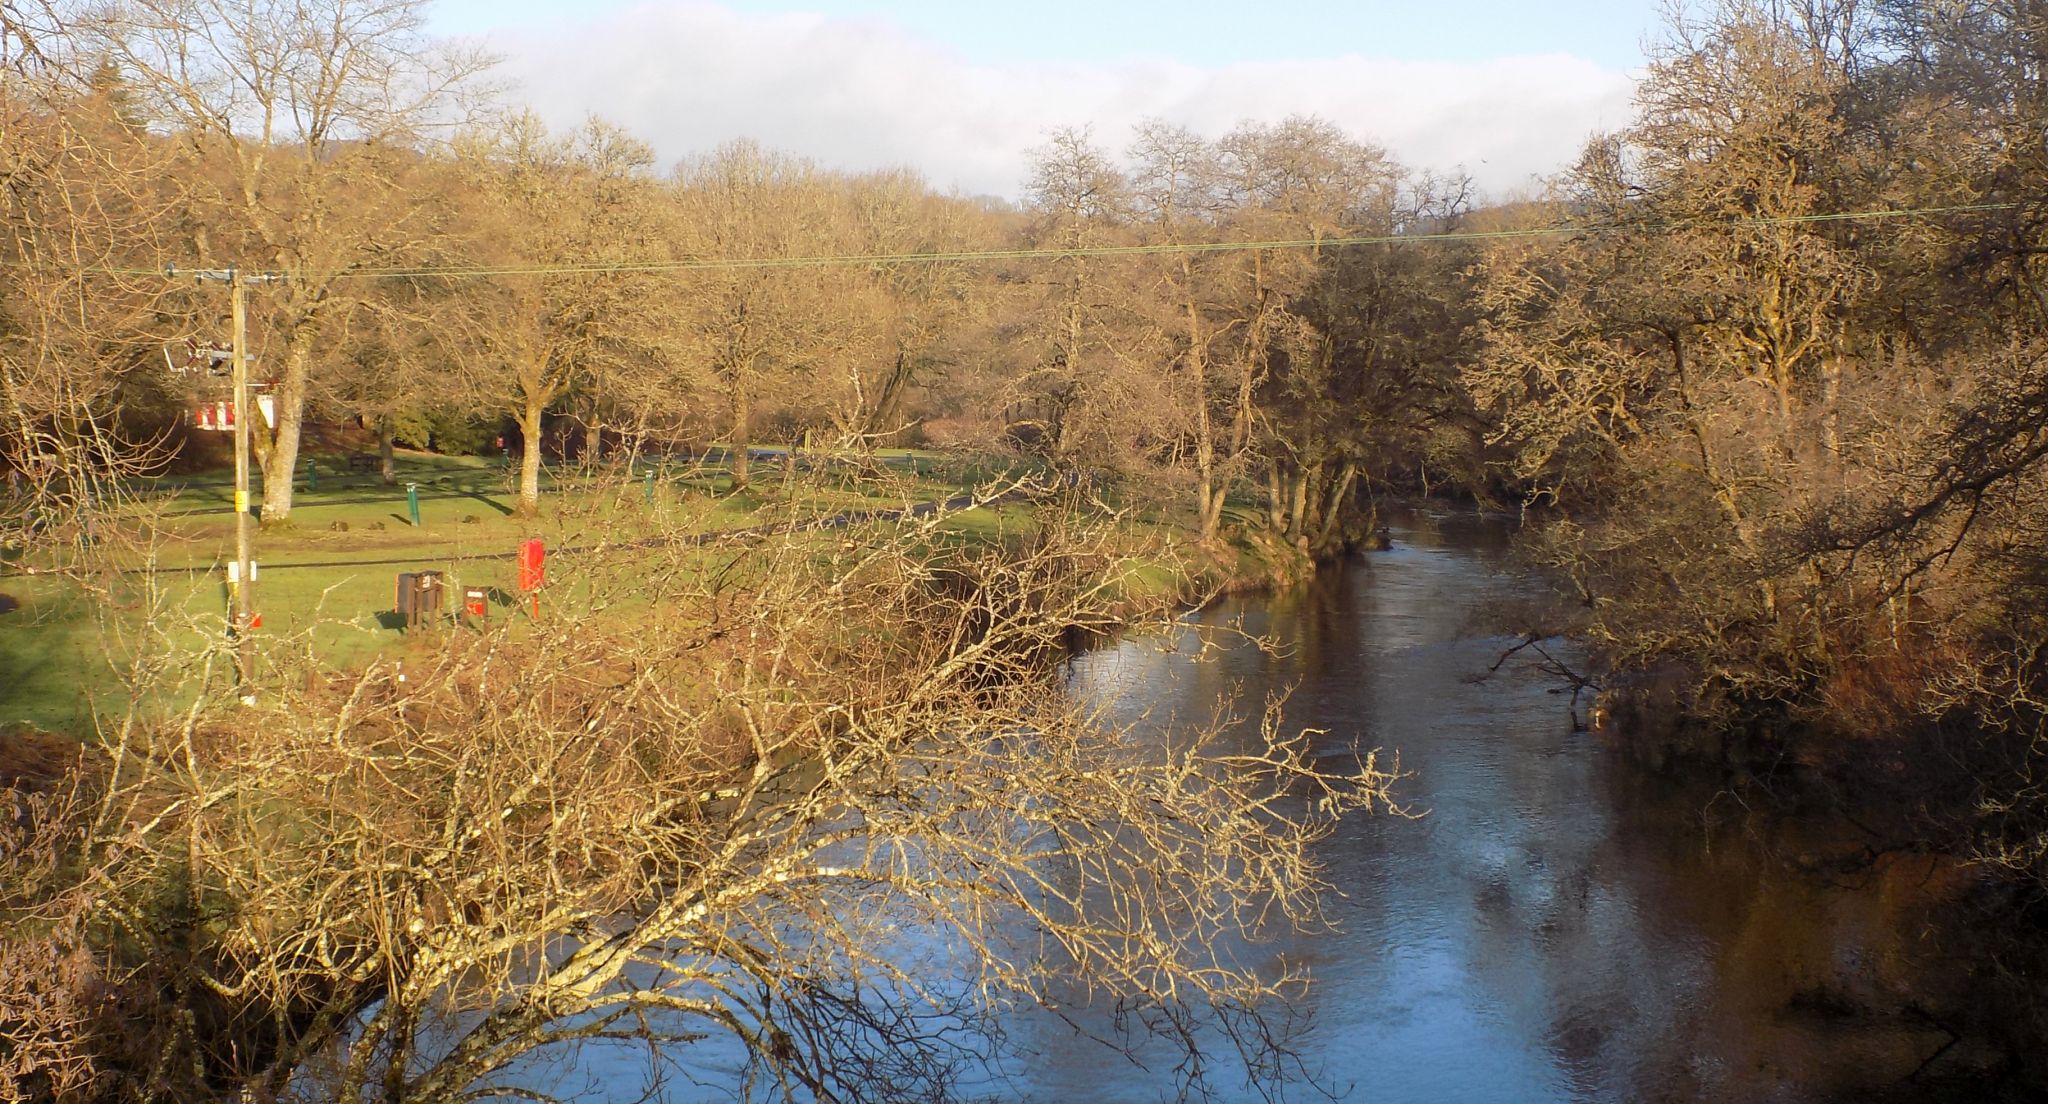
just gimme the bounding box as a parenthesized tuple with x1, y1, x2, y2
(6, 450, 1250, 734)
(651, 503, 2032, 1104)
(1396, 509, 2048, 1100)
(23, 500, 2037, 1104)
(1576, 637, 2048, 1096)
(0, 460, 1401, 1104)
(0, 460, 1316, 785)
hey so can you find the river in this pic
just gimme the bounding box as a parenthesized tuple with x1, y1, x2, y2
(534, 508, 1981, 1101)
(1033, 507, 1978, 1102)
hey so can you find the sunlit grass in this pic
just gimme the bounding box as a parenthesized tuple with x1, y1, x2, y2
(3, 447, 1022, 732)
(2, 447, 1282, 735)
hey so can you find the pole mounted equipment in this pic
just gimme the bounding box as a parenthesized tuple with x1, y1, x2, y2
(165, 264, 283, 703)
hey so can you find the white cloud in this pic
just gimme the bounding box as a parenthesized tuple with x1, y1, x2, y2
(487, 1, 1637, 200)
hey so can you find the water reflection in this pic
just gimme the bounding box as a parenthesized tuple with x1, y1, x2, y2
(549, 509, 1963, 1101)
(1035, 508, 1954, 1103)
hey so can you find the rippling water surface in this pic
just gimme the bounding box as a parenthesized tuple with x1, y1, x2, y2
(1014, 510, 1957, 1102)
(543, 509, 1958, 1102)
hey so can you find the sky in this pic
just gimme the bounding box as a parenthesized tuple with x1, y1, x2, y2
(426, 0, 1669, 200)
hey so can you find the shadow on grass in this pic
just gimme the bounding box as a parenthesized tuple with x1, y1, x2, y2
(374, 611, 451, 632)
(466, 489, 515, 517)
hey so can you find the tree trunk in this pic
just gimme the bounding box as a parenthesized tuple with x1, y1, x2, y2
(1287, 462, 1313, 542)
(517, 400, 544, 515)
(729, 374, 751, 492)
(377, 415, 396, 486)
(1200, 484, 1227, 545)
(1821, 354, 1843, 464)
(259, 344, 311, 524)
(1673, 334, 1776, 620)
(865, 349, 916, 442)
(1181, 281, 1224, 545)
(1195, 402, 1222, 544)
(584, 417, 603, 465)
(1312, 461, 1359, 555)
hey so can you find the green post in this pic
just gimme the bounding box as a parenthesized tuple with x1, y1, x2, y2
(405, 482, 421, 527)
(305, 458, 317, 491)
(644, 466, 656, 506)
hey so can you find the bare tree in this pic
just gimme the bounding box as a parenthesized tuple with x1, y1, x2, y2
(673, 141, 857, 492)
(65, 0, 491, 523)
(1127, 119, 1241, 542)
(1468, 0, 1884, 698)
(440, 113, 668, 514)
(2, 481, 1397, 1102)
(829, 170, 995, 450)
(1018, 127, 1143, 466)
(0, 31, 187, 586)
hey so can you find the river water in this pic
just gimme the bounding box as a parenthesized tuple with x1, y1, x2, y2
(1013, 508, 1965, 1102)
(540, 509, 1972, 1102)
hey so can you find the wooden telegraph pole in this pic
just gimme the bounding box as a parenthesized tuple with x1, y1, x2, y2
(227, 267, 255, 700)
(169, 264, 279, 702)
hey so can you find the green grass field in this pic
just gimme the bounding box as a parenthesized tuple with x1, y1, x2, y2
(1, 447, 1042, 734)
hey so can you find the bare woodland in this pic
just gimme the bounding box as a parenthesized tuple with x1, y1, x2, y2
(10, 0, 2048, 1099)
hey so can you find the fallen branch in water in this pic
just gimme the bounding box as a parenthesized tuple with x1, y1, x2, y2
(1486, 634, 1603, 726)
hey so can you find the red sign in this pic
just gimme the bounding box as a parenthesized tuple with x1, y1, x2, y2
(517, 539, 546, 593)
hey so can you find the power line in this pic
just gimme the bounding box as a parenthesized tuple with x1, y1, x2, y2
(67, 200, 2025, 282)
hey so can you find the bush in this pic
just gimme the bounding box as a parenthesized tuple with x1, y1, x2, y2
(391, 406, 497, 455)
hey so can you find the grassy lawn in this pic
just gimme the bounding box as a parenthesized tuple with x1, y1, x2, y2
(2, 447, 1039, 735)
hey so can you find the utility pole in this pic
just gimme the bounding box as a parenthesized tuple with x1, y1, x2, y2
(168, 264, 280, 702)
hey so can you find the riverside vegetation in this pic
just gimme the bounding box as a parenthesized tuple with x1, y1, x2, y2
(10, 0, 2048, 1099)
